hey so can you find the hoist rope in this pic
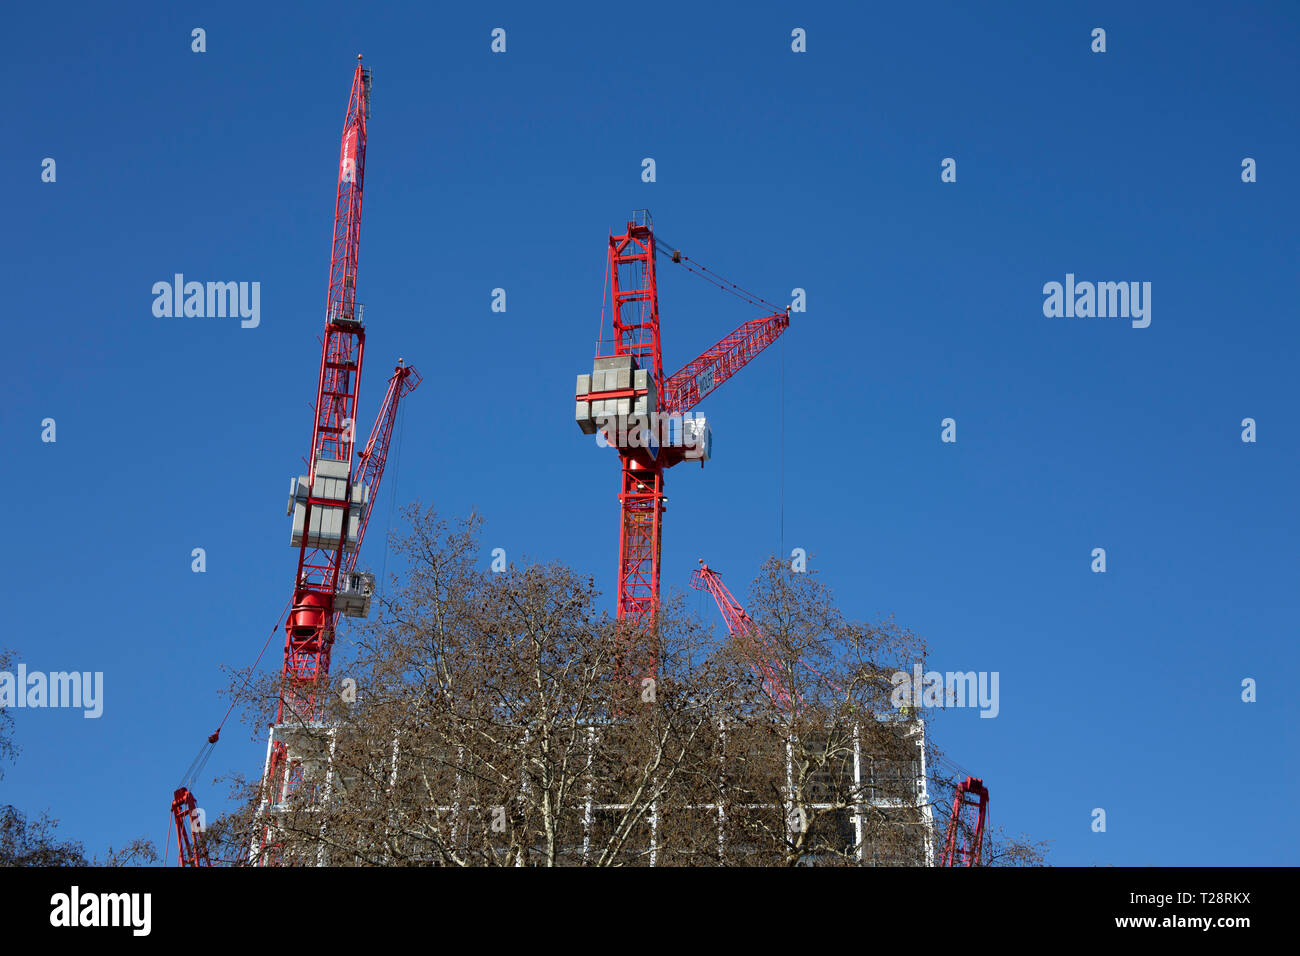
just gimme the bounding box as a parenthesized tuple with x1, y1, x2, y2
(178, 594, 291, 790)
(655, 235, 786, 315)
(780, 331, 785, 559)
(598, 243, 609, 350)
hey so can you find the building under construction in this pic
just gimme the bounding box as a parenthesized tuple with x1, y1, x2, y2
(243, 708, 934, 867)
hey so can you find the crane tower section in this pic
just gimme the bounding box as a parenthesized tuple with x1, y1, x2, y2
(280, 59, 372, 724)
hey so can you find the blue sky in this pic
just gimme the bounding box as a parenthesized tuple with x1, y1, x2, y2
(2, 1, 1296, 866)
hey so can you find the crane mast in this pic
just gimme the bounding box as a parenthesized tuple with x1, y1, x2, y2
(609, 216, 665, 679)
(280, 57, 373, 725)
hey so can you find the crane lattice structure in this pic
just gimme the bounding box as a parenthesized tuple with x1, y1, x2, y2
(574, 211, 790, 683)
(690, 561, 797, 710)
(169, 57, 420, 866)
(940, 775, 989, 866)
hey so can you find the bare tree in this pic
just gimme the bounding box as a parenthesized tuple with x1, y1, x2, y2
(0, 650, 17, 774)
(209, 508, 1044, 867)
(689, 557, 934, 866)
(982, 828, 1050, 867)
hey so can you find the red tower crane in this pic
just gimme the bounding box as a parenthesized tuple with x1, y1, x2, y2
(170, 786, 211, 868)
(169, 57, 420, 865)
(690, 561, 795, 710)
(940, 775, 989, 866)
(275, 55, 375, 727)
(690, 560, 842, 711)
(574, 211, 790, 682)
